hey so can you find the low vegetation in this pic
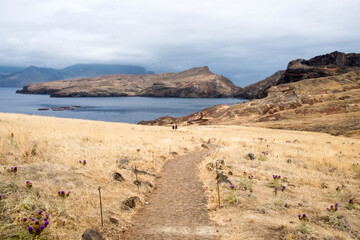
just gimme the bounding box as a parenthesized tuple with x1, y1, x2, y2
(1, 113, 359, 239)
(198, 126, 360, 239)
(0, 113, 198, 239)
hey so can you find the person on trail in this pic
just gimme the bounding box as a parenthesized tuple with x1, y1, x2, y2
(172, 124, 175, 130)
(175, 124, 178, 130)
(200, 112, 203, 119)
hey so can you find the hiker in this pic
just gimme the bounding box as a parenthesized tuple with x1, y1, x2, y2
(175, 124, 178, 130)
(200, 112, 203, 119)
(172, 124, 175, 130)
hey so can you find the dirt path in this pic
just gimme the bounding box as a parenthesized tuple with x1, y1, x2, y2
(124, 145, 220, 240)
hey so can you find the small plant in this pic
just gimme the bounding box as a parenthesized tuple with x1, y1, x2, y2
(9, 166, 18, 183)
(23, 210, 50, 239)
(273, 187, 278, 196)
(297, 214, 310, 234)
(79, 160, 87, 166)
(0, 194, 3, 200)
(269, 175, 281, 188)
(327, 203, 339, 224)
(248, 187, 253, 197)
(239, 172, 253, 190)
(352, 163, 360, 178)
(334, 186, 342, 198)
(57, 190, 71, 212)
(226, 185, 237, 205)
(57, 190, 71, 199)
(345, 198, 356, 210)
(259, 151, 268, 161)
(26, 181, 33, 189)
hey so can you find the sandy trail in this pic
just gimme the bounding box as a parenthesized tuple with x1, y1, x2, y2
(125, 145, 220, 240)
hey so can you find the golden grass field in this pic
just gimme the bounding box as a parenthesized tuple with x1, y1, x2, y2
(1, 113, 359, 239)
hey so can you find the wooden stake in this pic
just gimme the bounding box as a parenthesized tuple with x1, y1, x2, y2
(98, 186, 103, 226)
(216, 161, 221, 209)
(135, 165, 140, 193)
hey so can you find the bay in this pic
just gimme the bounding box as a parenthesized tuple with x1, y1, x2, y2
(0, 88, 244, 124)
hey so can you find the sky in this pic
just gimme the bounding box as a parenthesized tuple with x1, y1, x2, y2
(0, 0, 359, 86)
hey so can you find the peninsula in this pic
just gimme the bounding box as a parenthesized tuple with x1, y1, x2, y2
(16, 66, 241, 98)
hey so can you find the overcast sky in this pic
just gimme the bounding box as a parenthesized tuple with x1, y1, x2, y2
(0, 0, 359, 86)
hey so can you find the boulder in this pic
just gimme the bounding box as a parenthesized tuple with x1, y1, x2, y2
(82, 229, 103, 240)
(123, 196, 141, 209)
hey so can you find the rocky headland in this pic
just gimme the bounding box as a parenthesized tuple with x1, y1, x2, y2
(16, 66, 241, 98)
(140, 52, 360, 138)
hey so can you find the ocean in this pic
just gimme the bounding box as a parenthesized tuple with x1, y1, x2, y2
(0, 88, 244, 123)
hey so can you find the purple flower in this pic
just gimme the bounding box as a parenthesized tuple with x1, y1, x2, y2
(28, 226, 33, 233)
(281, 186, 286, 191)
(38, 210, 43, 215)
(0, 195, 3, 200)
(230, 185, 235, 189)
(31, 218, 35, 221)
(83, 160, 86, 164)
(45, 221, 49, 226)
(41, 225, 45, 230)
(349, 199, 354, 204)
(336, 186, 340, 191)
(136, 148, 141, 152)
(23, 217, 27, 222)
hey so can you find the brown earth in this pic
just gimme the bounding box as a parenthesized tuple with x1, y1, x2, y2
(123, 144, 221, 240)
(16, 66, 241, 98)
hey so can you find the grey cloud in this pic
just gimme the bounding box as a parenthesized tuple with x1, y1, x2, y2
(0, 0, 359, 86)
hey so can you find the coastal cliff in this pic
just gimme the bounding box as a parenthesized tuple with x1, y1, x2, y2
(16, 66, 241, 98)
(140, 52, 360, 138)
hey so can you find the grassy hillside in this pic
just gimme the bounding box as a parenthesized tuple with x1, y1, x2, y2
(0, 113, 359, 239)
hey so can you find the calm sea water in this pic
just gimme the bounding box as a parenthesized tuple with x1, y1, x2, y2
(0, 88, 244, 123)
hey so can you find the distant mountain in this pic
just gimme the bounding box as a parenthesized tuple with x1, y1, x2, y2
(0, 64, 154, 87)
(0, 66, 25, 75)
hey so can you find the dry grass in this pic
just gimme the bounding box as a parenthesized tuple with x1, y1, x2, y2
(1, 113, 360, 239)
(197, 126, 360, 239)
(0, 113, 199, 239)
